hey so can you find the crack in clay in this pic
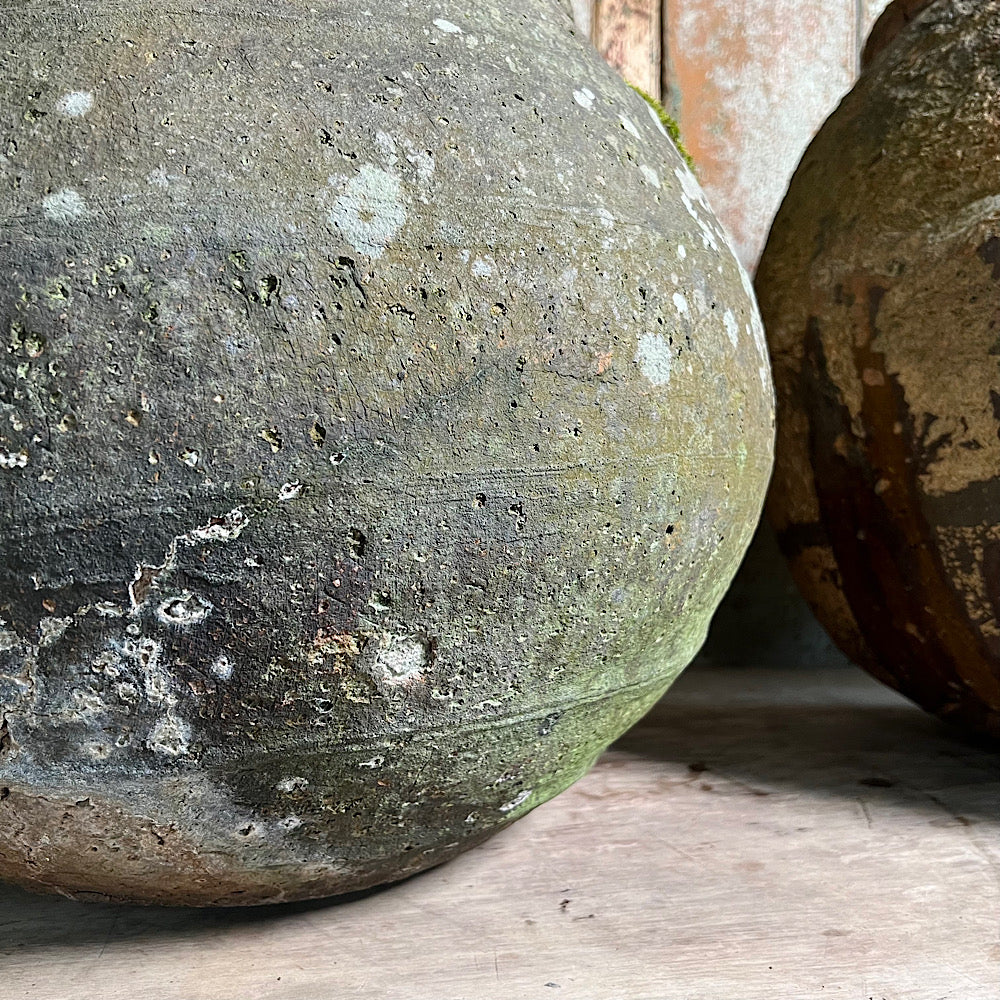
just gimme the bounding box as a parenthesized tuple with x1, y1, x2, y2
(128, 506, 253, 613)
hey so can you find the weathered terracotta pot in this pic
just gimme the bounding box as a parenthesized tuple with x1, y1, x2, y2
(758, 0, 1000, 739)
(0, 0, 774, 904)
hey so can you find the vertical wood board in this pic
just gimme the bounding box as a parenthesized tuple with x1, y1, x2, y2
(569, 0, 595, 40)
(662, 0, 858, 270)
(580, 1, 903, 270)
(592, 0, 662, 99)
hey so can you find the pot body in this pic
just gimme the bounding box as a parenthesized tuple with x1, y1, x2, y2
(758, 0, 1000, 739)
(0, 0, 773, 903)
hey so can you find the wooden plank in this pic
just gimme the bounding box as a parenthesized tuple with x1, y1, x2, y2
(568, 0, 596, 40)
(662, 0, 857, 270)
(593, 0, 662, 99)
(2, 666, 998, 999)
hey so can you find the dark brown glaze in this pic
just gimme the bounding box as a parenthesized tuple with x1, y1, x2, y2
(758, 0, 1000, 740)
(803, 279, 1000, 734)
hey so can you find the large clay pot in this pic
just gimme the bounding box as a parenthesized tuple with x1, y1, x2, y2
(0, 0, 773, 904)
(758, 0, 1000, 739)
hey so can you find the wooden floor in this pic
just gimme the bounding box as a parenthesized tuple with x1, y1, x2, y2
(3, 663, 998, 999)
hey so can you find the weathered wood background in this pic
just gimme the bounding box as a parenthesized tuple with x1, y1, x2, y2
(575, 0, 894, 269)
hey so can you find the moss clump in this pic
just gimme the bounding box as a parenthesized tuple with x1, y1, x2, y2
(628, 83, 695, 171)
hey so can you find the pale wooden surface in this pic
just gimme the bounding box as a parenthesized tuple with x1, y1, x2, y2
(575, 0, 896, 270)
(3, 664, 998, 999)
(593, 0, 662, 99)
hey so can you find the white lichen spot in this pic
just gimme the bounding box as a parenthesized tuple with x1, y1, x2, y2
(375, 130, 399, 167)
(750, 317, 772, 391)
(677, 244, 687, 260)
(55, 90, 94, 118)
(640, 164, 661, 189)
(276, 776, 309, 793)
(141, 646, 168, 703)
(573, 87, 595, 110)
(116, 681, 139, 703)
(278, 481, 303, 501)
(211, 655, 233, 681)
(38, 616, 74, 647)
(42, 189, 86, 223)
(596, 207, 615, 228)
(433, 17, 463, 33)
(0, 450, 28, 469)
(357, 756, 384, 769)
(147, 167, 171, 188)
(672, 291, 689, 317)
(368, 592, 392, 613)
(676, 164, 708, 209)
(402, 139, 435, 184)
(278, 816, 303, 831)
(0, 618, 20, 652)
(179, 448, 199, 468)
(184, 507, 250, 544)
(71, 688, 107, 718)
(749, 311, 768, 357)
(701, 225, 721, 253)
(619, 114, 641, 140)
(732, 263, 772, 387)
(147, 713, 190, 757)
(328, 165, 406, 259)
(724, 308, 740, 349)
(129, 546, 177, 613)
(635, 332, 673, 387)
(499, 789, 531, 813)
(738, 259, 755, 303)
(92, 649, 121, 677)
(471, 257, 493, 278)
(156, 591, 212, 626)
(374, 634, 429, 685)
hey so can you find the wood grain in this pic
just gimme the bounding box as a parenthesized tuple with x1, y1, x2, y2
(593, 0, 662, 98)
(579, 1, 899, 271)
(569, 0, 595, 39)
(3, 666, 997, 999)
(662, 0, 858, 270)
